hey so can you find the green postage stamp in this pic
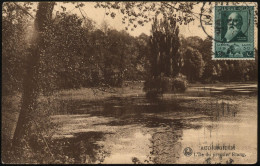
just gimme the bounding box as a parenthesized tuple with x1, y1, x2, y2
(213, 6, 254, 60)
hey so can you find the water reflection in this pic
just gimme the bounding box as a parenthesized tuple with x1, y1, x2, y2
(52, 131, 111, 164)
(50, 94, 257, 164)
(149, 130, 183, 164)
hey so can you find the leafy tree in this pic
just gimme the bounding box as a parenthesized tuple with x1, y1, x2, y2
(199, 37, 219, 82)
(103, 30, 139, 86)
(144, 16, 184, 97)
(181, 47, 205, 82)
(95, 2, 197, 30)
(200, 37, 213, 63)
(12, 1, 56, 149)
(2, 2, 30, 95)
(184, 36, 204, 51)
(135, 33, 151, 80)
(149, 16, 181, 77)
(41, 12, 96, 90)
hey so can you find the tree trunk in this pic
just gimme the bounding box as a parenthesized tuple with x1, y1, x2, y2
(12, 2, 55, 148)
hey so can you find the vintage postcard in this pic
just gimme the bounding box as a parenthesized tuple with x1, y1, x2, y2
(213, 6, 255, 60)
(2, 1, 258, 164)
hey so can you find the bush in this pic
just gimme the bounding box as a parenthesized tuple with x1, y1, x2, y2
(172, 74, 188, 93)
(144, 76, 162, 98)
(160, 77, 173, 92)
(145, 90, 161, 98)
(144, 73, 188, 98)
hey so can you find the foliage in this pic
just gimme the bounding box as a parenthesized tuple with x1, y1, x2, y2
(181, 46, 205, 83)
(103, 30, 137, 86)
(198, 37, 258, 83)
(36, 12, 148, 90)
(40, 12, 92, 92)
(144, 73, 188, 98)
(172, 74, 188, 93)
(2, 2, 30, 95)
(2, 2, 152, 94)
(149, 16, 180, 77)
(144, 15, 182, 97)
(2, 94, 59, 164)
(95, 2, 197, 31)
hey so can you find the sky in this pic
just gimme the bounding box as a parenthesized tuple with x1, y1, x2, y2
(23, 2, 257, 40)
(53, 2, 210, 39)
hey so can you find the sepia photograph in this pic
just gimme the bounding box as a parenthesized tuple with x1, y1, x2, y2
(1, 1, 258, 164)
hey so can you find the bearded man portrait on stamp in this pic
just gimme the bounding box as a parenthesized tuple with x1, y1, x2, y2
(214, 6, 254, 59)
(223, 12, 247, 42)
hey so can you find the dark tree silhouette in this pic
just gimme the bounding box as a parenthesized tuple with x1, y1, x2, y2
(150, 16, 180, 78)
(12, 2, 55, 149)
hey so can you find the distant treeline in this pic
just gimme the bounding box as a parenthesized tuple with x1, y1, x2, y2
(181, 36, 258, 84)
(2, 9, 258, 95)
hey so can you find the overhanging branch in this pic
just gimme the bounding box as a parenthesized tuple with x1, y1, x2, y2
(12, 2, 35, 18)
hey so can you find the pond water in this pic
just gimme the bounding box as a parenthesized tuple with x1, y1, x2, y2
(50, 93, 257, 164)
